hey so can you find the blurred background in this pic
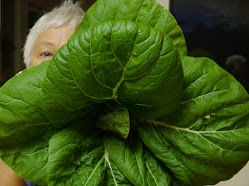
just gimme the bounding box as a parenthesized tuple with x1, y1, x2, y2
(1, 0, 249, 92)
(171, 0, 249, 91)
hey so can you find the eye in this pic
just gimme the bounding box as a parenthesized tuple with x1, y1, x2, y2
(40, 51, 53, 58)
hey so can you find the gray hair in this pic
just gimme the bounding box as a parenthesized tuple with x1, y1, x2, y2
(23, 0, 84, 67)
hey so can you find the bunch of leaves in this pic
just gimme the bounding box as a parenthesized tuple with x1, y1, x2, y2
(0, 0, 249, 185)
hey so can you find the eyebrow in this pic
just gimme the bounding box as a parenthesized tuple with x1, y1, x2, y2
(40, 42, 56, 47)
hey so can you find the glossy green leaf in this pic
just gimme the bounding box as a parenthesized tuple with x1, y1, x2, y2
(104, 135, 171, 186)
(47, 127, 105, 186)
(138, 57, 249, 185)
(0, 130, 51, 185)
(43, 20, 183, 120)
(80, 0, 187, 56)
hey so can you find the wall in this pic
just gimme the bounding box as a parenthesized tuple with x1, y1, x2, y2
(157, 0, 170, 9)
(216, 162, 249, 186)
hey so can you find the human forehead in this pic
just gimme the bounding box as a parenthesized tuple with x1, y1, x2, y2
(34, 24, 76, 48)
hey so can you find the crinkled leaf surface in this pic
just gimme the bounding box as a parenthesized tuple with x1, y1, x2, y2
(0, 0, 249, 186)
(138, 57, 249, 185)
(104, 135, 171, 186)
(80, 0, 187, 56)
(42, 20, 183, 121)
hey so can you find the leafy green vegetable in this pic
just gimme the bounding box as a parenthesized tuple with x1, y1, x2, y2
(0, 0, 248, 186)
(97, 106, 130, 138)
(138, 57, 249, 185)
(80, 0, 187, 56)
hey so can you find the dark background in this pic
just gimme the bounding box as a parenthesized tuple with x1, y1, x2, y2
(171, 0, 249, 91)
(1, 0, 249, 91)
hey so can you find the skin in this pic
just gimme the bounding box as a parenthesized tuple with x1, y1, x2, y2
(0, 161, 25, 186)
(0, 23, 76, 186)
(30, 24, 76, 66)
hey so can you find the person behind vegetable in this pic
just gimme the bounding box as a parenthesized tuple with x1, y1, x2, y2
(0, 1, 84, 185)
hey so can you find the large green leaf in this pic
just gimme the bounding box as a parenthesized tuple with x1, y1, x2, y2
(0, 61, 50, 144)
(47, 126, 105, 186)
(42, 20, 183, 120)
(0, 19, 181, 186)
(46, 128, 172, 186)
(138, 57, 249, 185)
(104, 135, 171, 186)
(0, 19, 183, 139)
(0, 130, 51, 185)
(80, 0, 187, 56)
